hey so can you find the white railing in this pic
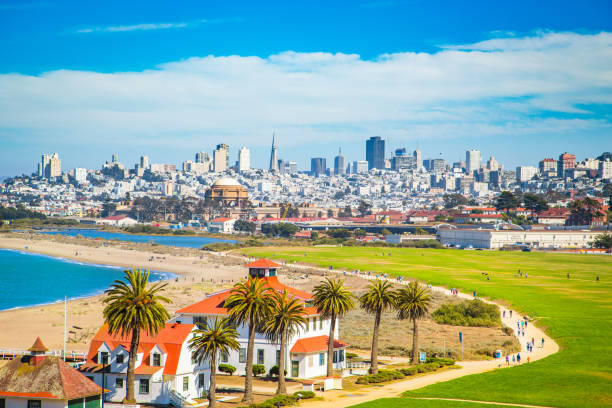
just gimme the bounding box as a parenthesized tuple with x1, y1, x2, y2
(346, 361, 369, 369)
(169, 389, 189, 407)
(0, 349, 86, 360)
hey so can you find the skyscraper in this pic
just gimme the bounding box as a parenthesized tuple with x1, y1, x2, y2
(38, 153, 61, 178)
(366, 136, 385, 170)
(334, 148, 345, 176)
(238, 146, 250, 172)
(413, 149, 422, 168)
(486, 156, 499, 171)
(140, 155, 149, 169)
(213, 144, 229, 173)
(269, 133, 278, 172)
(558, 152, 576, 178)
(311, 158, 326, 177)
(466, 149, 481, 175)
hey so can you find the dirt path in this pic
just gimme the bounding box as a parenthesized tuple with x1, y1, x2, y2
(224, 252, 560, 408)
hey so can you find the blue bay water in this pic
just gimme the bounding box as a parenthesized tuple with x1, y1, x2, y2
(0, 249, 175, 311)
(39, 228, 235, 248)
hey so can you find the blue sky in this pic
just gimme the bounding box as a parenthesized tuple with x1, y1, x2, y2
(1, 0, 611, 176)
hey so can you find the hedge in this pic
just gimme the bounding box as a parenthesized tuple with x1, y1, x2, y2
(218, 364, 236, 376)
(356, 359, 455, 384)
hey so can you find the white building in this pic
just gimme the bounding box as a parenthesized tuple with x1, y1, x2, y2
(238, 146, 250, 172)
(173, 259, 348, 379)
(438, 228, 602, 249)
(352, 161, 369, 174)
(516, 166, 538, 182)
(209, 217, 236, 233)
(213, 144, 229, 173)
(466, 149, 481, 175)
(74, 168, 88, 184)
(97, 215, 138, 227)
(80, 323, 207, 405)
(599, 160, 612, 179)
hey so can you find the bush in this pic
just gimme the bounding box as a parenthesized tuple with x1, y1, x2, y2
(252, 364, 266, 377)
(501, 326, 514, 336)
(432, 299, 501, 327)
(356, 370, 405, 384)
(399, 367, 419, 376)
(269, 365, 287, 377)
(293, 391, 315, 399)
(346, 352, 360, 361)
(218, 364, 236, 376)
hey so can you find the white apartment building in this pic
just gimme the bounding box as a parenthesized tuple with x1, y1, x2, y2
(516, 166, 538, 182)
(466, 149, 481, 175)
(238, 146, 250, 172)
(173, 259, 348, 379)
(352, 161, 369, 174)
(438, 228, 602, 249)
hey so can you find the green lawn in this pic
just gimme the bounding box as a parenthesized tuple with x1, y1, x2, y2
(240, 247, 612, 407)
(349, 399, 517, 408)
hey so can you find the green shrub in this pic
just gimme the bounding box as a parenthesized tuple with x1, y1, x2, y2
(399, 367, 419, 376)
(293, 391, 315, 399)
(346, 352, 360, 361)
(218, 363, 236, 376)
(252, 364, 266, 376)
(356, 370, 405, 384)
(502, 326, 514, 336)
(432, 299, 501, 327)
(269, 365, 287, 377)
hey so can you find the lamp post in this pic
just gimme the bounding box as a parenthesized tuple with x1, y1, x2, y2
(101, 360, 107, 408)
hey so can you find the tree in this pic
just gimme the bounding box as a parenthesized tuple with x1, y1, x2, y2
(568, 198, 603, 226)
(189, 318, 240, 408)
(358, 200, 372, 216)
(593, 232, 612, 249)
(395, 281, 431, 365)
(380, 228, 392, 236)
(234, 220, 256, 234)
(353, 228, 367, 238)
(262, 290, 307, 394)
(443, 193, 469, 209)
(327, 228, 352, 239)
(101, 200, 117, 217)
(523, 193, 549, 213)
(310, 231, 319, 240)
(224, 278, 273, 404)
(359, 280, 396, 375)
(340, 205, 353, 217)
(312, 278, 355, 376)
(103, 268, 171, 402)
(495, 191, 519, 212)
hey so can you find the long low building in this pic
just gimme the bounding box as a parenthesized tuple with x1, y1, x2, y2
(438, 228, 604, 249)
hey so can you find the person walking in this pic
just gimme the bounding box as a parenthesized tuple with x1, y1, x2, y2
(541, 338, 545, 348)
(510, 310, 513, 318)
(506, 355, 510, 365)
(517, 353, 521, 364)
(512, 355, 515, 364)
(503, 310, 506, 318)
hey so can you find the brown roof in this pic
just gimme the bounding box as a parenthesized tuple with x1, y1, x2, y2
(0, 356, 103, 400)
(28, 337, 49, 353)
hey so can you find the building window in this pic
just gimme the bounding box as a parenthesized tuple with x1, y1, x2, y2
(27, 401, 41, 408)
(183, 376, 189, 391)
(198, 373, 205, 388)
(100, 351, 109, 365)
(276, 350, 281, 366)
(239, 348, 246, 363)
(312, 317, 317, 331)
(152, 353, 161, 366)
(139, 379, 150, 394)
(339, 350, 344, 362)
(221, 351, 229, 363)
(116, 354, 124, 364)
(305, 318, 309, 332)
(257, 349, 265, 365)
(320, 318, 324, 330)
(319, 353, 325, 366)
(115, 378, 124, 388)
(0, 399, 4, 408)
(333, 350, 338, 363)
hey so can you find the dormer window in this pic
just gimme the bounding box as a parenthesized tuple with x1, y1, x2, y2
(117, 354, 124, 364)
(100, 352, 109, 365)
(152, 353, 161, 366)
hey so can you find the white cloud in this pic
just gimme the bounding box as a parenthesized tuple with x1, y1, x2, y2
(0, 31, 611, 155)
(75, 19, 207, 34)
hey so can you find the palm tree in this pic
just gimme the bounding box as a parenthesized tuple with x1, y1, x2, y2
(262, 290, 307, 395)
(312, 278, 354, 376)
(224, 278, 273, 404)
(395, 281, 431, 365)
(189, 317, 240, 408)
(359, 279, 396, 374)
(103, 268, 171, 403)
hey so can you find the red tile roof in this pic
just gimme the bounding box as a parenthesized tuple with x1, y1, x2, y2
(245, 258, 281, 268)
(85, 323, 195, 376)
(211, 217, 233, 222)
(290, 336, 349, 353)
(28, 337, 48, 352)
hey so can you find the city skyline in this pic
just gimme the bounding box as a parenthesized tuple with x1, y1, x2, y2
(1, 1, 611, 176)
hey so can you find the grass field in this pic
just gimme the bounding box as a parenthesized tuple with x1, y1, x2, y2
(239, 247, 612, 407)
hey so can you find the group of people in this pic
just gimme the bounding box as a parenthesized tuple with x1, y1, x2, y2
(506, 353, 525, 365)
(502, 309, 513, 318)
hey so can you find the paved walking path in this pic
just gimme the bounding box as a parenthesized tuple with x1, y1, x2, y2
(224, 252, 560, 408)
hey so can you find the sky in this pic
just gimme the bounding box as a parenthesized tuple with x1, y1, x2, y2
(0, 0, 611, 176)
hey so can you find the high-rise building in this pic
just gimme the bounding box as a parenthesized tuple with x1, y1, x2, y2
(599, 160, 612, 179)
(392, 149, 417, 171)
(195, 152, 207, 163)
(39, 153, 61, 178)
(487, 156, 499, 171)
(516, 166, 538, 182)
(539, 158, 557, 175)
(466, 149, 481, 175)
(163, 180, 174, 196)
(352, 160, 369, 174)
(112, 154, 118, 164)
(140, 155, 149, 169)
(413, 149, 422, 168)
(334, 148, 345, 176)
(311, 158, 326, 177)
(239, 146, 250, 172)
(213, 144, 229, 173)
(366, 136, 385, 170)
(74, 168, 87, 184)
(269, 134, 278, 172)
(558, 152, 576, 178)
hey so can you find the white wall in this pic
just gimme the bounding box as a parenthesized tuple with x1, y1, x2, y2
(3, 399, 67, 408)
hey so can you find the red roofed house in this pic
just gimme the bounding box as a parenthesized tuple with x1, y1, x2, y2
(79, 323, 206, 405)
(97, 215, 138, 227)
(0, 337, 105, 408)
(208, 217, 236, 234)
(173, 259, 349, 379)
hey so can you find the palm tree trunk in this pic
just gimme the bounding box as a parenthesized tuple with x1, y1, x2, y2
(370, 309, 381, 374)
(209, 352, 217, 408)
(243, 322, 255, 404)
(327, 313, 336, 377)
(277, 331, 287, 395)
(411, 318, 419, 365)
(125, 327, 140, 403)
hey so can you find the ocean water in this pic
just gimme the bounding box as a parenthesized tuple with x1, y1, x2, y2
(39, 228, 236, 248)
(0, 249, 175, 311)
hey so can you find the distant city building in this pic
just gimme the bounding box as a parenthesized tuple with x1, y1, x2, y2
(183, 160, 210, 175)
(516, 166, 538, 182)
(269, 134, 278, 172)
(38, 153, 61, 179)
(392, 148, 417, 171)
(539, 158, 557, 176)
(352, 160, 369, 174)
(112, 154, 118, 164)
(195, 151, 208, 163)
(423, 158, 446, 173)
(558, 152, 576, 178)
(334, 148, 345, 176)
(366, 136, 385, 170)
(487, 156, 499, 171)
(311, 157, 326, 177)
(599, 160, 612, 179)
(466, 149, 481, 175)
(163, 180, 174, 196)
(74, 168, 87, 184)
(213, 144, 229, 173)
(140, 155, 149, 169)
(205, 177, 249, 207)
(239, 146, 250, 172)
(413, 149, 422, 168)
